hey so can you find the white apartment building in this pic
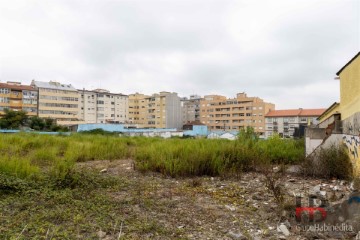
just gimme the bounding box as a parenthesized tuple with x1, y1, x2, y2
(265, 108, 326, 138)
(181, 95, 201, 126)
(78, 89, 128, 124)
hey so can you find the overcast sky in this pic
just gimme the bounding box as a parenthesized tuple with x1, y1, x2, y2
(0, 0, 359, 109)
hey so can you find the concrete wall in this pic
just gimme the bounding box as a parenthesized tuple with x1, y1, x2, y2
(342, 134, 360, 176)
(305, 127, 326, 156)
(125, 131, 183, 138)
(342, 112, 360, 135)
(308, 133, 360, 177)
(77, 123, 177, 133)
(183, 125, 208, 136)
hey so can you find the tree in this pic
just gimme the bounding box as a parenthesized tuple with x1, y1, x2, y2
(0, 109, 28, 129)
(28, 116, 45, 131)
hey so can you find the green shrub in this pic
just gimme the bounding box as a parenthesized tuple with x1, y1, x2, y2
(303, 143, 353, 180)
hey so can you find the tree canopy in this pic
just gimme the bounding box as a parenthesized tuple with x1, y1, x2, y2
(0, 109, 68, 132)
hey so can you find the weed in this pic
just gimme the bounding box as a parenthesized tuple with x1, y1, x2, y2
(303, 143, 353, 180)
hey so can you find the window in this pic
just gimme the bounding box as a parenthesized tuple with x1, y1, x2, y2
(0, 97, 9, 103)
(0, 88, 10, 94)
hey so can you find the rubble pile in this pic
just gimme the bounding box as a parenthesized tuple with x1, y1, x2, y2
(80, 160, 360, 239)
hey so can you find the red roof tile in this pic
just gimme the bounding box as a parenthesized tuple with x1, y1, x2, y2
(299, 109, 326, 116)
(265, 109, 326, 117)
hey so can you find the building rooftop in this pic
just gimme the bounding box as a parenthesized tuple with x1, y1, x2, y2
(31, 80, 77, 91)
(266, 108, 326, 117)
(336, 52, 360, 76)
(78, 88, 128, 96)
(0, 82, 36, 91)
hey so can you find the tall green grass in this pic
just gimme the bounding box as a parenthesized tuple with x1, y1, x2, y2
(134, 135, 305, 177)
(0, 133, 305, 180)
(0, 133, 131, 180)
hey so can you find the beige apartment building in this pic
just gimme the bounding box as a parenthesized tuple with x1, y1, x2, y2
(128, 93, 149, 127)
(78, 89, 128, 124)
(0, 81, 38, 116)
(200, 92, 275, 136)
(31, 80, 82, 125)
(145, 92, 182, 129)
(128, 92, 182, 129)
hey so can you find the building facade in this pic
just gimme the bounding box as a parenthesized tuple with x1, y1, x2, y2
(265, 109, 326, 138)
(181, 95, 201, 126)
(31, 80, 81, 125)
(78, 88, 128, 124)
(128, 93, 149, 127)
(0, 81, 38, 116)
(306, 52, 360, 177)
(144, 91, 182, 129)
(199, 92, 274, 136)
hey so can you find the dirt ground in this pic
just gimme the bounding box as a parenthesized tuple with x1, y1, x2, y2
(76, 160, 360, 240)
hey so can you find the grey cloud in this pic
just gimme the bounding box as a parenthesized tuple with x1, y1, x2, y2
(0, 0, 358, 109)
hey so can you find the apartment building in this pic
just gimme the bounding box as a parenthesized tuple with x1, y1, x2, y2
(0, 81, 38, 116)
(200, 92, 274, 136)
(78, 89, 128, 124)
(181, 94, 201, 126)
(128, 93, 149, 127)
(265, 108, 326, 138)
(31, 80, 81, 125)
(144, 92, 182, 129)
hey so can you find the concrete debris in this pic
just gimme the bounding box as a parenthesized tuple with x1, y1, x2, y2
(97, 230, 106, 238)
(228, 230, 247, 240)
(277, 223, 290, 236)
(225, 205, 237, 211)
(78, 161, 359, 239)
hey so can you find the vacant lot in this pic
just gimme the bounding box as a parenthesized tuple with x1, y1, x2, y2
(1, 133, 357, 239)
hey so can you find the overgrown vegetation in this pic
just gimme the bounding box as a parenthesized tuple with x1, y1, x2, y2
(0, 130, 354, 238)
(135, 128, 305, 177)
(302, 143, 354, 180)
(0, 129, 305, 181)
(0, 109, 68, 131)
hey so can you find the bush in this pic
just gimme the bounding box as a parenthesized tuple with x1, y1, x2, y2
(302, 143, 353, 180)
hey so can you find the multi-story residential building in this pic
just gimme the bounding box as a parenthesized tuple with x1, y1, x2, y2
(265, 108, 326, 138)
(144, 91, 182, 129)
(181, 94, 201, 126)
(0, 81, 38, 116)
(128, 93, 149, 127)
(200, 92, 274, 137)
(78, 88, 128, 124)
(31, 80, 82, 125)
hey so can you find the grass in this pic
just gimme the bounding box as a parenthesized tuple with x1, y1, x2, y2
(0, 132, 305, 180)
(134, 135, 305, 177)
(1, 132, 354, 239)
